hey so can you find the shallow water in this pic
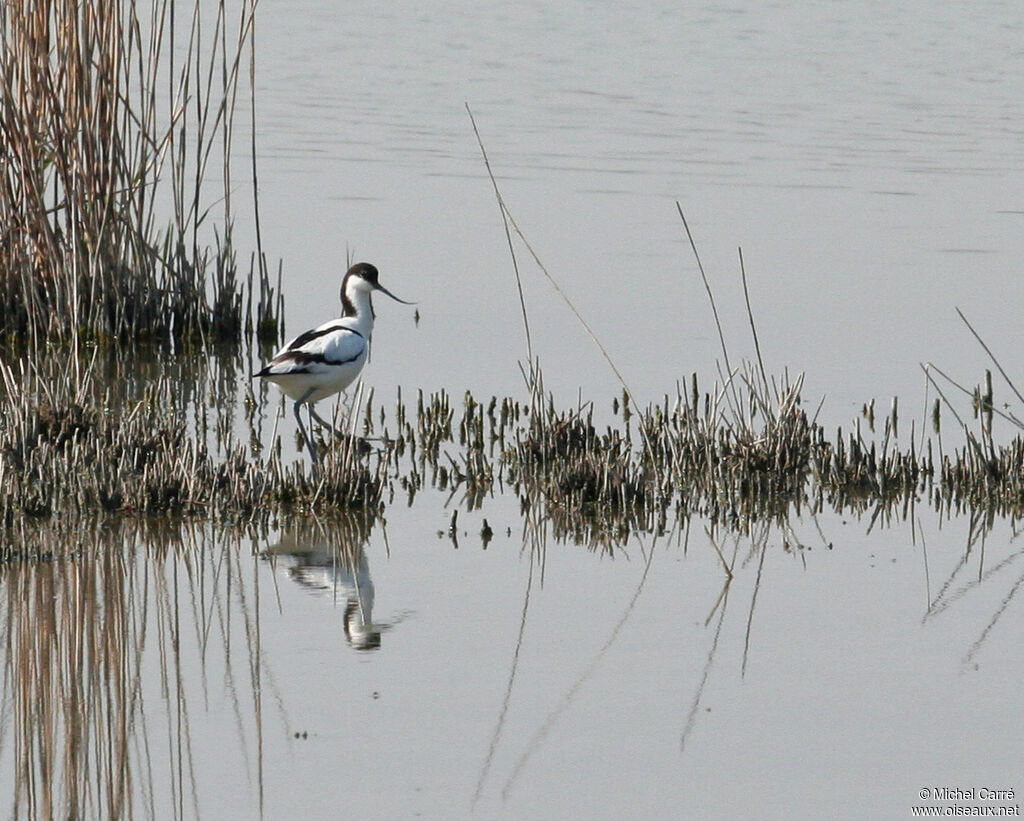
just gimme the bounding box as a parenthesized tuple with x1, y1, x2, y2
(2, 506, 1021, 820)
(3, 1, 1024, 819)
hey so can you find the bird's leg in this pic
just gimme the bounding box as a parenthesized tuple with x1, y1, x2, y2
(293, 389, 319, 465)
(309, 405, 346, 440)
(308, 401, 372, 455)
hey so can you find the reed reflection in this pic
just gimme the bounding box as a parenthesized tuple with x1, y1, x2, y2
(262, 515, 391, 651)
(0, 521, 272, 821)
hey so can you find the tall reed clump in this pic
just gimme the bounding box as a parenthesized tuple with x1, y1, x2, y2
(0, 0, 279, 346)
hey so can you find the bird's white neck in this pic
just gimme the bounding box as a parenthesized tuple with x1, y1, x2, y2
(341, 279, 376, 337)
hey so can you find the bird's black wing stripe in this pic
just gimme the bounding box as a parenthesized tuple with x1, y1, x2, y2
(286, 324, 364, 351)
(256, 350, 363, 376)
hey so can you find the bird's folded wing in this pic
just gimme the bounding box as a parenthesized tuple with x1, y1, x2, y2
(263, 324, 367, 374)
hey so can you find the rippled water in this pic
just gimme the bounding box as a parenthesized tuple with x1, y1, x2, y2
(3, 1, 1024, 819)
(251, 0, 1024, 422)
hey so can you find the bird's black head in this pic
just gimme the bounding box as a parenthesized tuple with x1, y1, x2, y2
(340, 262, 412, 313)
(346, 262, 380, 287)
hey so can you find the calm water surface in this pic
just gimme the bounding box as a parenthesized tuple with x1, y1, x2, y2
(3, 1, 1024, 819)
(2, 508, 1021, 819)
(253, 0, 1024, 421)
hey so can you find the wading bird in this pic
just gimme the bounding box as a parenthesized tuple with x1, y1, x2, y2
(256, 262, 411, 463)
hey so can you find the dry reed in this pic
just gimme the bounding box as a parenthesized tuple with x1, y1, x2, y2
(0, 0, 280, 345)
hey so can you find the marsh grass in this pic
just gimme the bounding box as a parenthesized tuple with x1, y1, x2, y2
(3, 337, 1024, 557)
(0, 351, 388, 536)
(917, 309, 1024, 516)
(505, 369, 657, 546)
(0, 0, 281, 346)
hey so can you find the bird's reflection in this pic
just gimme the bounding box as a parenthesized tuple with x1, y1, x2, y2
(263, 516, 391, 651)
